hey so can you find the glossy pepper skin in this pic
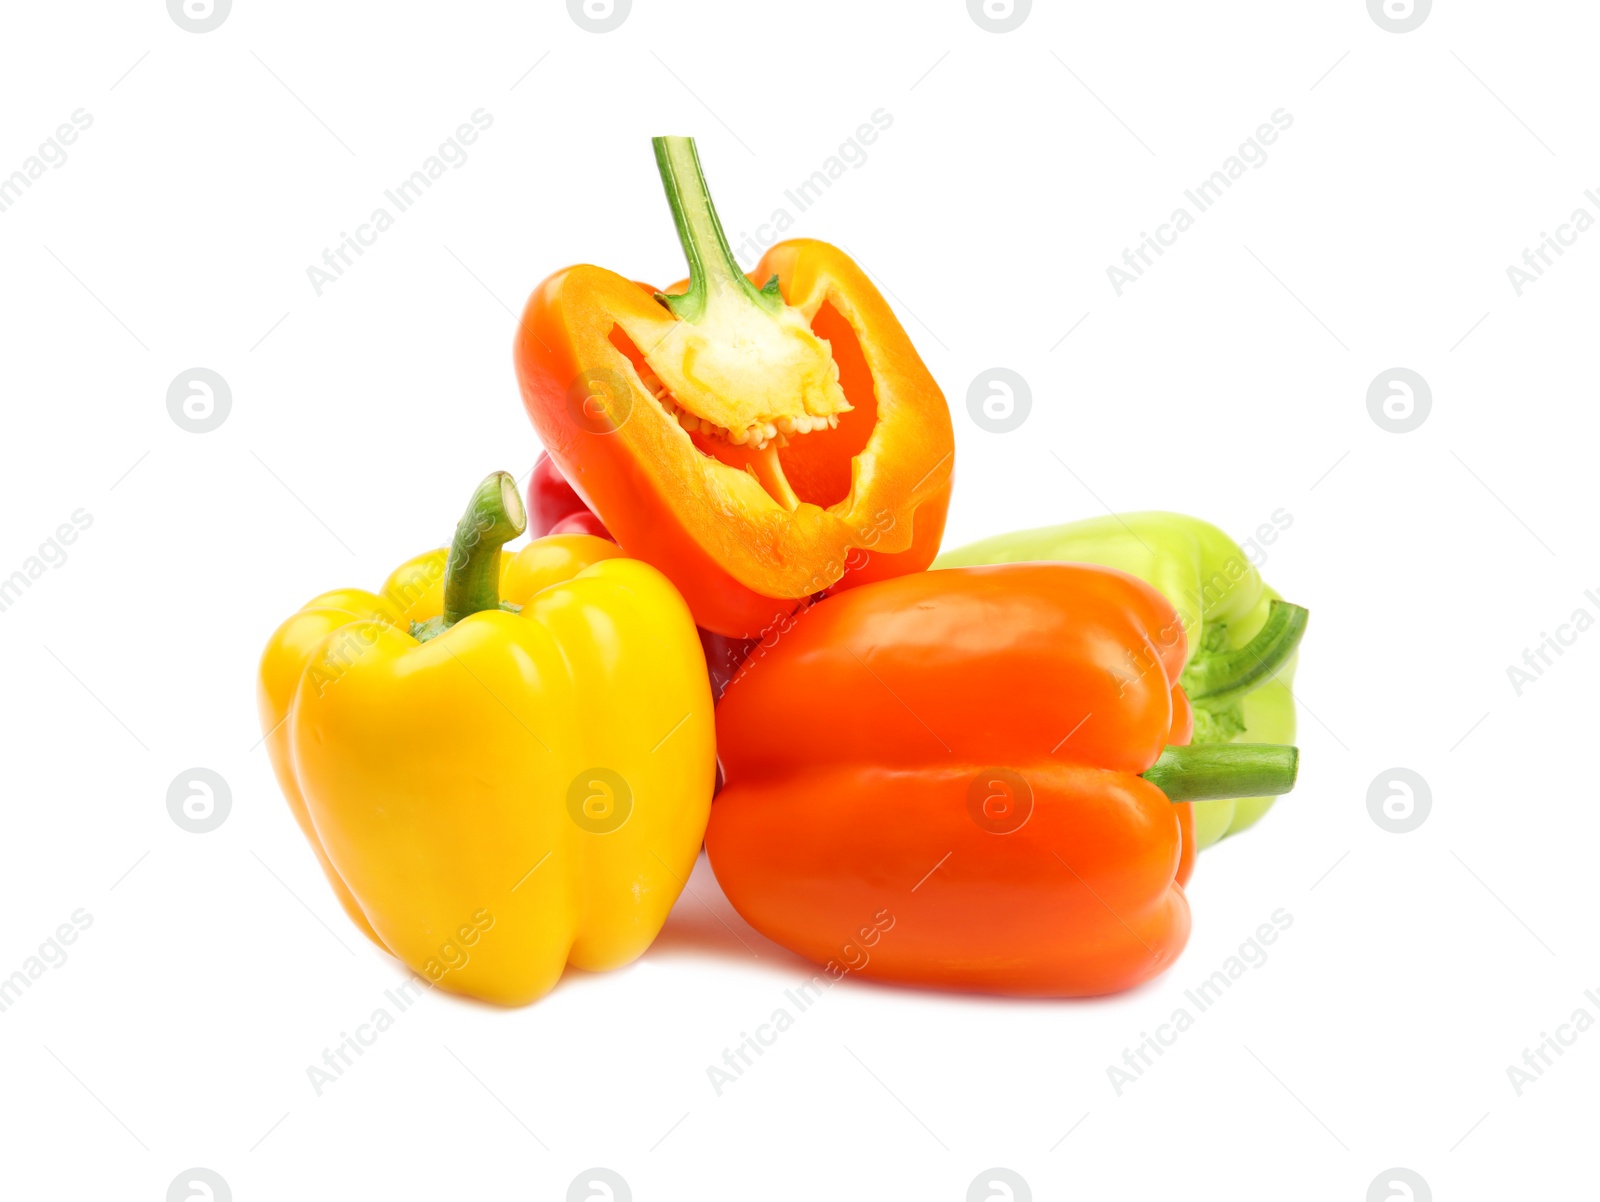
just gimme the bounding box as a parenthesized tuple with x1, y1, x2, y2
(707, 564, 1295, 997)
(936, 513, 1307, 848)
(528, 451, 613, 540)
(514, 137, 954, 639)
(527, 449, 756, 701)
(258, 474, 715, 1006)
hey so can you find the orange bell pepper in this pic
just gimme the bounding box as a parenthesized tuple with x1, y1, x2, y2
(513, 136, 954, 638)
(705, 563, 1300, 997)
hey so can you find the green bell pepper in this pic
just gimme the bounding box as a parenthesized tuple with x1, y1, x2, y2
(934, 511, 1307, 848)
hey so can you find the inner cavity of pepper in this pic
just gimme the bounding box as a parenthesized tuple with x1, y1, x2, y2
(609, 299, 879, 511)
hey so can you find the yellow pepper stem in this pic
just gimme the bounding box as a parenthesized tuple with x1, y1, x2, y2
(439, 471, 526, 629)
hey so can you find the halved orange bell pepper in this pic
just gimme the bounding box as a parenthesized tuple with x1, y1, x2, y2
(705, 563, 1300, 997)
(513, 136, 954, 638)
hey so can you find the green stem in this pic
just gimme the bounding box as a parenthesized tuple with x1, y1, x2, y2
(1181, 600, 1309, 706)
(1142, 743, 1299, 802)
(652, 135, 778, 322)
(441, 471, 525, 626)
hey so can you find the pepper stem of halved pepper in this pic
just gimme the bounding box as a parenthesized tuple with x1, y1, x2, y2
(413, 471, 526, 643)
(1142, 743, 1299, 802)
(1180, 600, 1309, 705)
(652, 136, 781, 322)
(642, 137, 852, 479)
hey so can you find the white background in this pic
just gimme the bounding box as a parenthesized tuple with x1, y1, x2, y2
(0, 1, 1592, 1198)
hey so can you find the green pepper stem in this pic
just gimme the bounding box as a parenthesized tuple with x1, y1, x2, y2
(1142, 743, 1299, 802)
(442, 472, 526, 627)
(652, 135, 777, 322)
(1181, 600, 1309, 705)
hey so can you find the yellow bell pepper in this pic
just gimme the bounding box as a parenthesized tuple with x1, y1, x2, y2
(257, 472, 715, 1006)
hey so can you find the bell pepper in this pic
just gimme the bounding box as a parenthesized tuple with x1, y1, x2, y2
(528, 450, 613, 540)
(935, 512, 1307, 848)
(514, 136, 955, 639)
(257, 472, 715, 1006)
(705, 563, 1299, 997)
(527, 448, 756, 702)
